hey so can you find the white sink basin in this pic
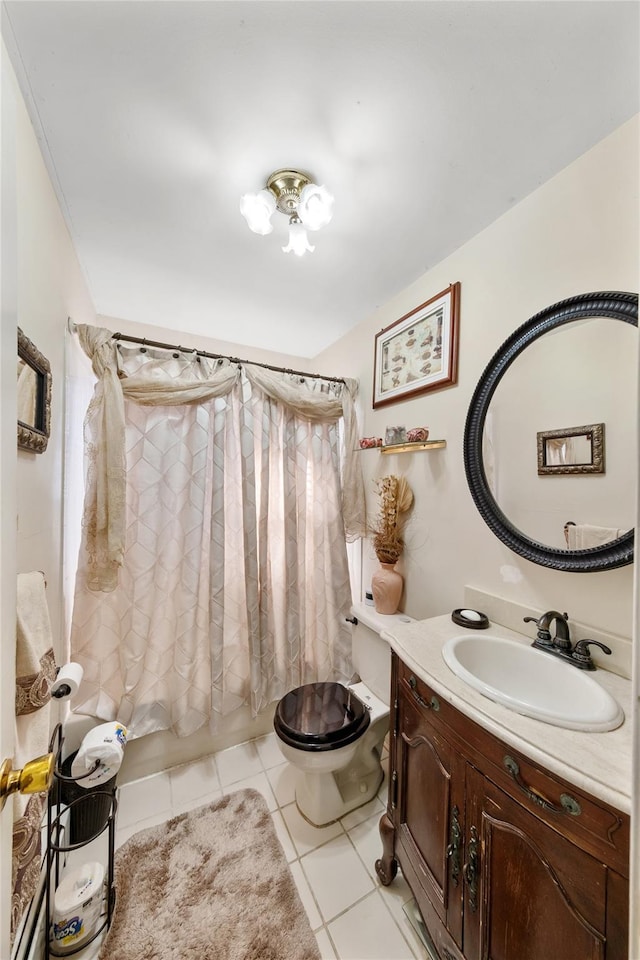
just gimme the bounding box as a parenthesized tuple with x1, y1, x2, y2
(442, 634, 624, 732)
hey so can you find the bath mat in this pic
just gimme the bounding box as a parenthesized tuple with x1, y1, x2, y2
(97, 788, 321, 960)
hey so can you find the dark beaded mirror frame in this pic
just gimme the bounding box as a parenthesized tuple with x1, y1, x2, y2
(463, 291, 637, 572)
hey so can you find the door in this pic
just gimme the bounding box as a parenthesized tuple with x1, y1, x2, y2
(396, 686, 465, 947)
(1, 50, 19, 958)
(464, 766, 607, 960)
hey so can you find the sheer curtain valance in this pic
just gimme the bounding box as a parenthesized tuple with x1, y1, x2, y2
(76, 324, 366, 592)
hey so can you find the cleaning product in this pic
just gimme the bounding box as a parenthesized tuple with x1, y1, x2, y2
(52, 861, 105, 952)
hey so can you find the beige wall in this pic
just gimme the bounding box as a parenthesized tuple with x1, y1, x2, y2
(1, 47, 96, 957)
(10, 63, 97, 659)
(1, 44, 20, 960)
(316, 115, 639, 658)
(95, 315, 312, 373)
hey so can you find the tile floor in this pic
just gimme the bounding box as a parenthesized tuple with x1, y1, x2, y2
(66, 732, 427, 960)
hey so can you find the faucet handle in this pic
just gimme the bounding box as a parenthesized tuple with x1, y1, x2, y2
(571, 639, 612, 669)
(523, 615, 552, 645)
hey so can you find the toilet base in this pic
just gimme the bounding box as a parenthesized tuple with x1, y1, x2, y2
(294, 741, 385, 827)
(273, 680, 390, 827)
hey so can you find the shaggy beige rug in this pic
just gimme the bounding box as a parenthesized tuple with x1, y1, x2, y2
(98, 789, 321, 960)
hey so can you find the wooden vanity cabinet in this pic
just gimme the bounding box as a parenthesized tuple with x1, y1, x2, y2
(376, 653, 630, 960)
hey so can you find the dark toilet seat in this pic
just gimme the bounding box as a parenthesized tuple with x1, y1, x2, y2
(274, 681, 370, 752)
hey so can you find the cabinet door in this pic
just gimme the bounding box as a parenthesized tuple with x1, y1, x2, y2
(396, 687, 465, 946)
(464, 766, 607, 960)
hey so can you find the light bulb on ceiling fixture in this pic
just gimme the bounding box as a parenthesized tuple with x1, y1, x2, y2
(239, 169, 332, 256)
(282, 215, 315, 257)
(297, 183, 334, 231)
(239, 188, 276, 235)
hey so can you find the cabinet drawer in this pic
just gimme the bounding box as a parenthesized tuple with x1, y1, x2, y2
(479, 742, 629, 876)
(398, 660, 450, 721)
(395, 658, 630, 876)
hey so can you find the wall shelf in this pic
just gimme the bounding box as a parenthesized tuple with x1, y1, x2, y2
(380, 440, 446, 454)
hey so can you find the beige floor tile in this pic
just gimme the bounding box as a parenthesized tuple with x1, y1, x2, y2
(281, 801, 344, 857)
(301, 834, 374, 922)
(328, 890, 416, 960)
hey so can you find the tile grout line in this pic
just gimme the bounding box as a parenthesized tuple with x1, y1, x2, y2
(254, 743, 342, 939)
(338, 811, 423, 958)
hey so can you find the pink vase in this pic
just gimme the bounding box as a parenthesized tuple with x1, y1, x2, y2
(371, 563, 403, 615)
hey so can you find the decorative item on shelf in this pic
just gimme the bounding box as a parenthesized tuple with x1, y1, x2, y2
(359, 437, 383, 449)
(372, 564, 404, 616)
(451, 608, 490, 629)
(370, 475, 413, 614)
(384, 426, 406, 446)
(407, 427, 429, 443)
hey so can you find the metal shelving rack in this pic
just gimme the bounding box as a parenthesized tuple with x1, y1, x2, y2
(44, 724, 117, 959)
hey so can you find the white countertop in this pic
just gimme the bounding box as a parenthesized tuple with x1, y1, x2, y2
(381, 614, 633, 814)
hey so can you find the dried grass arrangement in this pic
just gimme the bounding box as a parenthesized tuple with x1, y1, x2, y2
(371, 475, 413, 565)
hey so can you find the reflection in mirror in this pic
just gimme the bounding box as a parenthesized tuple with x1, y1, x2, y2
(537, 423, 604, 475)
(17, 358, 39, 428)
(464, 290, 637, 572)
(484, 318, 635, 550)
(17, 327, 52, 454)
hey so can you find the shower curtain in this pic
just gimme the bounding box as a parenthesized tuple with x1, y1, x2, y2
(69, 325, 366, 738)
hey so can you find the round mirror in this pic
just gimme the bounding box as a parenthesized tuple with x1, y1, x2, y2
(464, 291, 638, 572)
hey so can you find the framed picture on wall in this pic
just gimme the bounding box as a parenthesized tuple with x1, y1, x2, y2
(372, 281, 460, 409)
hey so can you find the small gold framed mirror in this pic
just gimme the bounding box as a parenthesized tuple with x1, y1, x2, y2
(17, 327, 52, 454)
(536, 423, 604, 476)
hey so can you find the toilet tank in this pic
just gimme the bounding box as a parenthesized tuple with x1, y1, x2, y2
(351, 603, 415, 705)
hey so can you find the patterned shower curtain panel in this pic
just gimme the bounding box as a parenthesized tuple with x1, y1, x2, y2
(69, 327, 364, 738)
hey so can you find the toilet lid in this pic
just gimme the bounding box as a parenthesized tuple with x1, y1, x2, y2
(274, 682, 370, 752)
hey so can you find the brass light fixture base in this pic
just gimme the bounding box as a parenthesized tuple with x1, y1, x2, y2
(0, 753, 55, 811)
(266, 169, 312, 216)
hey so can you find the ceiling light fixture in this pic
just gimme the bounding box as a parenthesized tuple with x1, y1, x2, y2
(240, 169, 334, 257)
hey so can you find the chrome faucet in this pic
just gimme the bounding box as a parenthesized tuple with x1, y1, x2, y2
(522, 610, 612, 670)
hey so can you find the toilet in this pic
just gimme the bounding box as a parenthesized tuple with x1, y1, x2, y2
(273, 606, 414, 826)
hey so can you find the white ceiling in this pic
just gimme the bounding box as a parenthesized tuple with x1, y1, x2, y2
(4, 1, 639, 358)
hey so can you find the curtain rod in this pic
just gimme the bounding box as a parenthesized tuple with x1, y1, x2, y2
(111, 331, 346, 384)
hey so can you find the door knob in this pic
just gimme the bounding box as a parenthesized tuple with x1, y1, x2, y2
(0, 753, 55, 811)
